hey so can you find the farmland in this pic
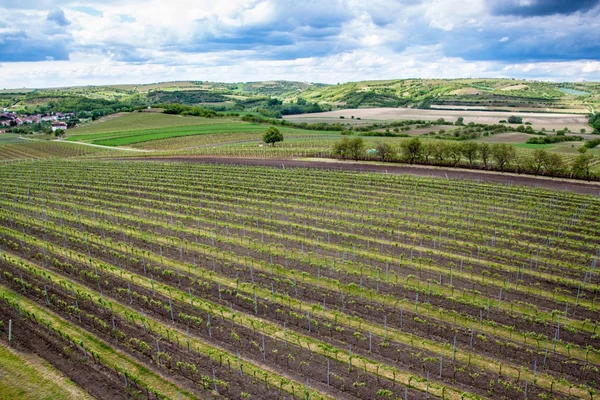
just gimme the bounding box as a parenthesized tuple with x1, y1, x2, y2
(64, 113, 335, 147)
(0, 139, 109, 162)
(1, 159, 599, 399)
(284, 108, 591, 133)
(0, 344, 93, 399)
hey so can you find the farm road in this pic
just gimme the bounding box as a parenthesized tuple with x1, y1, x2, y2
(113, 156, 600, 196)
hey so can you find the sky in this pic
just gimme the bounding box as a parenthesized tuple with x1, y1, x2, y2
(0, 0, 599, 88)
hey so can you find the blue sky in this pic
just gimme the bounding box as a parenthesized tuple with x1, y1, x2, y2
(0, 0, 599, 87)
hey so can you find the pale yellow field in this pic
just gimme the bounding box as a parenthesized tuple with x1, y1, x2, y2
(285, 107, 590, 132)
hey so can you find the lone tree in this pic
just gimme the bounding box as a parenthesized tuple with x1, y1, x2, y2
(263, 127, 283, 146)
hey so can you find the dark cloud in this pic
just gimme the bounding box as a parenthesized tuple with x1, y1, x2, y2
(442, 24, 600, 62)
(47, 8, 70, 26)
(176, 8, 348, 58)
(488, 0, 600, 16)
(0, 31, 69, 61)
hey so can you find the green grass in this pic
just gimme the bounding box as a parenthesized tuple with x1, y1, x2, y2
(0, 344, 92, 400)
(512, 142, 554, 149)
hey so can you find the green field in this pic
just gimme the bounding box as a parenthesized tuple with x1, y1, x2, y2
(65, 113, 334, 146)
(68, 112, 215, 135)
(0, 344, 93, 400)
(0, 135, 24, 144)
(0, 160, 599, 399)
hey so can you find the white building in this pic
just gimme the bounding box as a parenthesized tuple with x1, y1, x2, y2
(51, 122, 68, 132)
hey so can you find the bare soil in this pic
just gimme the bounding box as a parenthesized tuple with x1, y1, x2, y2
(284, 107, 590, 132)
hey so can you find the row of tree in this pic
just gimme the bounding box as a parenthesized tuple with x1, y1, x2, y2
(332, 137, 598, 180)
(590, 113, 600, 134)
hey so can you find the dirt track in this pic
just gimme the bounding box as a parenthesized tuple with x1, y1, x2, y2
(114, 156, 600, 196)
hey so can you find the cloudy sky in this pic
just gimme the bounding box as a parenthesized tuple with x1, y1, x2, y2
(0, 0, 599, 88)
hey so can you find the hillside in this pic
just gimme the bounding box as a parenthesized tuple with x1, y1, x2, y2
(2, 79, 598, 113)
(295, 79, 600, 112)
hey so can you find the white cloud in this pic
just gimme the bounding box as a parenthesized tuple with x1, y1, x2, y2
(422, 0, 486, 31)
(2, 46, 598, 88)
(0, 0, 599, 86)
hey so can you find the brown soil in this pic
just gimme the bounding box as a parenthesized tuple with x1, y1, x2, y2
(0, 307, 136, 400)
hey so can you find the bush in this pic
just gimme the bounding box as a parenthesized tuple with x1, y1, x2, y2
(507, 116, 523, 124)
(526, 135, 583, 145)
(584, 138, 600, 149)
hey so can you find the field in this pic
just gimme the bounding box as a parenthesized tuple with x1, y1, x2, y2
(284, 108, 591, 133)
(0, 159, 599, 400)
(65, 113, 335, 147)
(0, 344, 93, 399)
(0, 139, 109, 162)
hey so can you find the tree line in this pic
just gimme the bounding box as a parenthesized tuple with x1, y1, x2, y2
(332, 137, 598, 181)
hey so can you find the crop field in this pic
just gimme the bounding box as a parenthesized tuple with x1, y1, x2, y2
(132, 132, 342, 152)
(0, 159, 599, 399)
(285, 108, 591, 133)
(65, 113, 334, 147)
(0, 140, 108, 162)
(0, 344, 93, 400)
(118, 134, 600, 175)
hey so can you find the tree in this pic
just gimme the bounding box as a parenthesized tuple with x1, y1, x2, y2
(333, 137, 350, 159)
(479, 143, 491, 169)
(544, 153, 565, 176)
(460, 142, 479, 166)
(347, 137, 365, 160)
(446, 142, 462, 166)
(431, 141, 448, 164)
(490, 143, 516, 171)
(401, 137, 422, 164)
(507, 116, 522, 124)
(263, 127, 283, 146)
(455, 117, 464, 126)
(531, 148, 549, 175)
(375, 142, 396, 162)
(332, 137, 364, 160)
(590, 113, 600, 133)
(571, 149, 595, 180)
(422, 142, 434, 163)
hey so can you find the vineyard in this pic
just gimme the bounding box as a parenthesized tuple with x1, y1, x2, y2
(0, 141, 109, 162)
(64, 114, 334, 147)
(0, 159, 599, 399)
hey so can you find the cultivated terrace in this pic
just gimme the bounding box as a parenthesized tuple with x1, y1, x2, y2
(0, 159, 599, 400)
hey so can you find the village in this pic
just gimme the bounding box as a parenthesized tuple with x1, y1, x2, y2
(0, 109, 75, 133)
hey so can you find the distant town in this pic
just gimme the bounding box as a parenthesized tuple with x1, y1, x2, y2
(0, 108, 75, 133)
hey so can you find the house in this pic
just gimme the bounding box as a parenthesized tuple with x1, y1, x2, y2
(51, 121, 68, 132)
